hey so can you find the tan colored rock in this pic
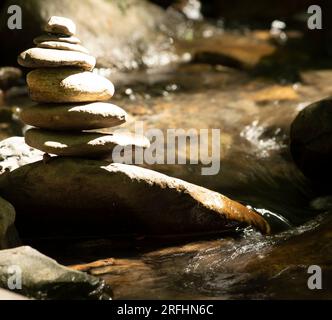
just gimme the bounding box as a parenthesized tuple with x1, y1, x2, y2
(27, 68, 114, 103)
(18, 48, 95, 71)
(0, 158, 270, 237)
(37, 41, 89, 54)
(44, 16, 76, 36)
(25, 128, 150, 157)
(20, 102, 127, 130)
(34, 34, 81, 45)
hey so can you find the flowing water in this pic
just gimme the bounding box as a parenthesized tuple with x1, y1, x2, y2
(2, 25, 332, 299)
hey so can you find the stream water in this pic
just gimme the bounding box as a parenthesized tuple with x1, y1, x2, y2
(2, 25, 332, 299)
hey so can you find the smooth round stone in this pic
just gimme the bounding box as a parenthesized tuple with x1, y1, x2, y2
(20, 102, 127, 130)
(34, 34, 81, 45)
(27, 68, 114, 103)
(37, 41, 89, 54)
(25, 129, 150, 157)
(18, 48, 95, 71)
(44, 16, 76, 36)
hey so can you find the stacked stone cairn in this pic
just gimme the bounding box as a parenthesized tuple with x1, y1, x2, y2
(18, 16, 150, 157)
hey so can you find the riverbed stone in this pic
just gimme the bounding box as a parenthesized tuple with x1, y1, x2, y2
(0, 246, 112, 299)
(44, 16, 76, 36)
(34, 34, 81, 45)
(290, 97, 332, 185)
(37, 41, 89, 54)
(20, 102, 127, 130)
(0, 158, 270, 238)
(27, 68, 114, 103)
(25, 129, 150, 157)
(18, 48, 95, 71)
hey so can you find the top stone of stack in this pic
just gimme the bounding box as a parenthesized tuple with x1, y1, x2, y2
(44, 16, 76, 36)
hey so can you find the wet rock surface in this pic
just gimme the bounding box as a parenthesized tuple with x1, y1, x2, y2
(0, 246, 112, 299)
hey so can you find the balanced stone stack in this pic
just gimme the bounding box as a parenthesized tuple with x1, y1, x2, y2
(18, 16, 149, 157)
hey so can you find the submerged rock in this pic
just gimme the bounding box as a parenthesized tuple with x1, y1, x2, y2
(0, 246, 112, 299)
(0, 157, 270, 238)
(290, 98, 332, 186)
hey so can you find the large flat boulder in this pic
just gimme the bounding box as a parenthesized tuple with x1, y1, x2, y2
(0, 157, 269, 238)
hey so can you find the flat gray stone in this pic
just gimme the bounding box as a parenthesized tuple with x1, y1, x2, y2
(25, 128, 150, 157)
(37, 41, 89, 54)
(27, 68, 114, 103)
(44, 16, 76, 36)
(34, 34, 81, 45)
(20, 102, 127, 130)
(18, 48, 95, 71)
(0, 246, 112, 299)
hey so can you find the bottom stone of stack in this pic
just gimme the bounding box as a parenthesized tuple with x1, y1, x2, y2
(25, 128, 150, 157)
